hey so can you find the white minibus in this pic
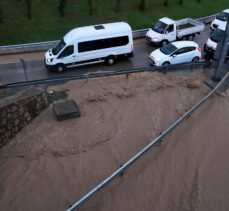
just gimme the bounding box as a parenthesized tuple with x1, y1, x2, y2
(45, 22, 134, 72)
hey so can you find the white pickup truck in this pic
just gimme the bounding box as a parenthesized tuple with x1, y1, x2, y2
(146, 17, 205, 46)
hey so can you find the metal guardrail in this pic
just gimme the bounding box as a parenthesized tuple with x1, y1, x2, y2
(0, 15, 215, 55)
(0, 61, 208, 89)
(66, 71, 229, 211)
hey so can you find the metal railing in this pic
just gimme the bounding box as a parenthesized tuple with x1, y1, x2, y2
(0, 15, 215, 55)
(66, 71, 228, 211)
(0, 61, 208, 89)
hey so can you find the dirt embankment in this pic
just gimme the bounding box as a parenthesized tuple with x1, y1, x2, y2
(0, 72, 229, 211)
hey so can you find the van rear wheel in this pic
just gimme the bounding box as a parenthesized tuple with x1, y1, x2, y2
(56, 64, 65, 73)
(106, 56, 116, 66)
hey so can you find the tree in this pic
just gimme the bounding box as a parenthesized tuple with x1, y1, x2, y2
(197, 0, 201, 2)
(25, 0, 32, 20)
(115, 0, 120, 13)
(58, 0, 67, 17)
(139, 0, 146, 11)
(0, 0, 3, 23)
(163, 0, 169, 7)
(178, 0, 183, 5)
(88, 0, 93, 15)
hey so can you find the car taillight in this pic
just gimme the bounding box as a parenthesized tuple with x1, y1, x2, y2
(198, 47, 202, 52)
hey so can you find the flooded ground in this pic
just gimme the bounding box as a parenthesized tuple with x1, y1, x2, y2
(0, 71, 229, 211)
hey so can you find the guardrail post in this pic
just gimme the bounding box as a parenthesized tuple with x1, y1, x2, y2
(20, 59, 28, 82)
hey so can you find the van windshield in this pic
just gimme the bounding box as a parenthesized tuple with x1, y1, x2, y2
(160, 43, 177, 55)
(52, 39, 66, 55)
(216, 12, 229, 22)
(210, 29, 225, 43)
(151, 21, 167, 34)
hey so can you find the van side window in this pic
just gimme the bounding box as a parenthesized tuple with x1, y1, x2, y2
(78, 36, 129, 53)
(58, 45, 74, 58)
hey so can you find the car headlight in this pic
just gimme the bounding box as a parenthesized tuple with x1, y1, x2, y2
(47, 58, 53, 62)
(152, 38, 158, 41)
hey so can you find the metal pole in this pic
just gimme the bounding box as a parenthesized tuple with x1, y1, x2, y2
(20, 59, 29, 82)
(67, 72, 229, 211)
(212, 20, 229, 81)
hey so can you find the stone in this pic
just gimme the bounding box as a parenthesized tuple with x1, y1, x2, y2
(14, 119, 20, 126)
(0, 118, 7, 126)
(5, 131, 11, 138)
(12, 112, 18, 119)
(0, 127, 6, 134)
(11, 104, 18, 112)
(26, 116, 32, 122)
(19, 107, 25, 115)
(1, 110, 7, 118)
(24, 112, 30, 118)
(7, 124, 13, 130)
(7, 113, 12, 119)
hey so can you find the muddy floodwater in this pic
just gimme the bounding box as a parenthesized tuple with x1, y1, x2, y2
(1, 72, 229, 211)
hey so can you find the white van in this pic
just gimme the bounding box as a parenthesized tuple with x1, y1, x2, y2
(45, 22, 134, 72)
(205, 29, 227, 51)
(211, 9, 229, 31)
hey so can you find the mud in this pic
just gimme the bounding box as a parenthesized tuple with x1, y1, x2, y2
(0, 72, 229, 211)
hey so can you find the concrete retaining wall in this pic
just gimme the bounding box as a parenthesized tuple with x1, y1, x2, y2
(0, 87, 49, 147)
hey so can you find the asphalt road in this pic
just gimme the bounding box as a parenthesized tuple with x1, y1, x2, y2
(0, 27, 211, 86)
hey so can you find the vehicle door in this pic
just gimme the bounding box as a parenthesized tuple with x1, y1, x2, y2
(165, 24, 176, 42)
(56, 45, 75, 66)
(170, 47, 188, 64)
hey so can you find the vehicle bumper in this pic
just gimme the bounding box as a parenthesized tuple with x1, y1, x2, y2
(149, 57, 161, 66)
(146, 36, 161, 46)
(45, 64, 56, 71)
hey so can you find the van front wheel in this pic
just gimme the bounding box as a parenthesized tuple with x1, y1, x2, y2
(106, 56, 116, 66)
(56, 64, 65, 73)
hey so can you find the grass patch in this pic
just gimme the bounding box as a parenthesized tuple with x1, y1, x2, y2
(47, 89, 68, 103)
(0, 0, 228, 45)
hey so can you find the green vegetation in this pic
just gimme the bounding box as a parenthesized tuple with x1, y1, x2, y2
(47, 89, 68, 103)
(0, 0, 228, 45)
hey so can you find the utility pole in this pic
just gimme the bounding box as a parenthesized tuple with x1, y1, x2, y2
(212, 20, 229, 81)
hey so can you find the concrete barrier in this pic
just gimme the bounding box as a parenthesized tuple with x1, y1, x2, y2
(0, 15, 215, 55)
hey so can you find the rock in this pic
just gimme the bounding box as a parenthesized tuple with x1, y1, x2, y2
(14, 119, 20, 126)
(11, 105, 18, 112)
(5, 131, 11, 138)
(7, 113, 12, 119)
(12, 112, 18, 119)
(1, 110, 7, 118)
(24, 112, 30, 119)
(0, 127, 6, 134)
(26, 116, 32, 122)
(0, 118, 7, 126)
(7, 124, 13, 130)
(19, 107, 25, 115)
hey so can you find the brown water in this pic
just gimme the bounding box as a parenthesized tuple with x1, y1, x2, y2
(0, 72, 229, 211)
